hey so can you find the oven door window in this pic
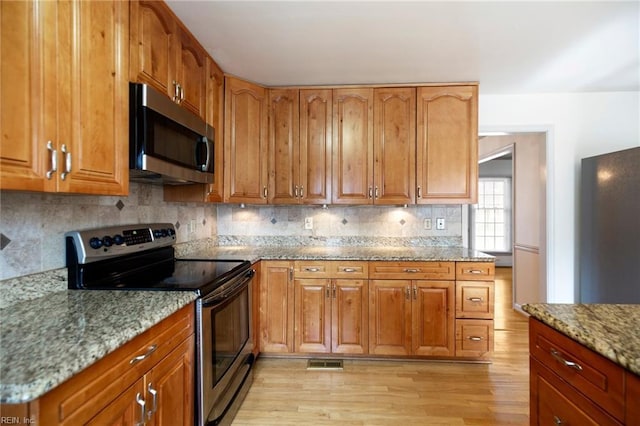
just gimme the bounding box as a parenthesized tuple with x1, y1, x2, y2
(211, 285, 249, 385)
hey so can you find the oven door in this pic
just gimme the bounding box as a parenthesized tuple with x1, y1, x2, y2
(198, 269, 255, 426)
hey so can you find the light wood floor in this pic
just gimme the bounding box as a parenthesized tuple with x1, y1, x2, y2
(234, 268, 529, 425)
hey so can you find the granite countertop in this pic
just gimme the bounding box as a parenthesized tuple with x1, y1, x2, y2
(176, 242, 495, 264)
(522, 303, 640, 376)
(0, 272, 197, 404)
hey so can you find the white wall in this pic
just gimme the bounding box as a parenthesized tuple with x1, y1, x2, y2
(479, 91, 640, 303)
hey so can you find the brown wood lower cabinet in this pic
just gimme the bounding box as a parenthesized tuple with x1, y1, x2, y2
(1, 304, 195, 425)
(529, 318, 640, 426)
(258, 260, 494, 361)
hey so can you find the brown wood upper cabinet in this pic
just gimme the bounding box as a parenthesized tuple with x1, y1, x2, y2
(267, 89, 332, 204)
(416, 85, 478, 204)
(205, 57, 225, 202)
(332, 87, 416, 205)
(130, 0, 207, 120)
(0, 0, 129, 195)
(224, 77, 268, 204)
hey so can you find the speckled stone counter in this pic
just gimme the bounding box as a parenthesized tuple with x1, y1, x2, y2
(175, 238, 494, 263)
(0, 273, 197, 404)
(522, 303, 640, 376)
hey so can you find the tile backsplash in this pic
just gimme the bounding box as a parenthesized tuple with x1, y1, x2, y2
(0, 183, 216, 280)
(0, 182, 464, 280)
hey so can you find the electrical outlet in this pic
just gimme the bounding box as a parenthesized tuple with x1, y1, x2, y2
(304, 217, 313, 230)
(436, 218, 445, 230)
(424, 218, 432, 230)
(189, 219, 197, 233)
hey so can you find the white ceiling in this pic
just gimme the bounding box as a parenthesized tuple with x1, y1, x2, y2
(166, 1, 640, 95)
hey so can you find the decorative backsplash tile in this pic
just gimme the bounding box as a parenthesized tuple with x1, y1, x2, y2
(0, 183, 465, 281)
(0, 183, 217, 280)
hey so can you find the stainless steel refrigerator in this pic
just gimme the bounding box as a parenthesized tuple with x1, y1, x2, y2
(579, 146, 640, 303)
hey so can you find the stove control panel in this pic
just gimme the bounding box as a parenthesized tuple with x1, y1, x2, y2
(66, 223, 176, 264)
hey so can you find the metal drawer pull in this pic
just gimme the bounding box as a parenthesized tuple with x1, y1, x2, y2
(135, 392, 146, 426)
(304, 267, 320, 272)
(467, 336, 484, 341)
(467, 269, 484, 274)
(130, 344, 158, 365)
(46, 141, 57, 179)
(550, 348, 583, 371)
(403, 268, 420, 273)
(147, 383, 158, 419)
(342, 268, 357, 273)
(467, 297, 484, 302)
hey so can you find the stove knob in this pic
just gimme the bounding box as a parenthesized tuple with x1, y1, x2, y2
(113, 234, 124, 245)
(160, 228, 168, 237)
(89, 237, 103, 249)
(153, 229, 162, 238)
(168, 228, 175, 236)
(103, 236, 114, 247)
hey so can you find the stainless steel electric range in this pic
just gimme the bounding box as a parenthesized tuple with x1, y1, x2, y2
(65, 223, 255, 426)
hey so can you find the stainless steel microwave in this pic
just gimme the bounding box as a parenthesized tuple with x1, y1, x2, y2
(129, 83, 214, 184)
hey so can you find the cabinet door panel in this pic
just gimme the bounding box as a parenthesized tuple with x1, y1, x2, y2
(176, 27, 206, 119)
(59, 0, 128, 195)
(0, 1, 54, 191)
(300, 89, 332, 204)
(259, 261, 294, 352)
(373, 87, 416, 205)
(294, 278, 331, 353)
(87, 379, 145, 426)
(205, 57, 225, 202)
(224, 77, 268, 203)
(412, 281, 454, 356)
(147, 338, 194, 426)
(130, 0, 176, 97)
(268, 89, 299, 204)
(332, 88, 373, 204)
(416, 85, 478, 204)
(369, 280, 411, 355)
(332, 279, 368, 354)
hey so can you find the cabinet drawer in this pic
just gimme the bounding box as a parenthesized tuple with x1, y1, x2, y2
(455, 262, 494, 281)
(330, 261, 368, 279)
(455, 319, 493, 358)
(529, 318, 625, 422)
(455, 281, 494, 319)
(294, 260, 330, 278)
(531, 358, 622, 426)
(369, 261, 454, 280)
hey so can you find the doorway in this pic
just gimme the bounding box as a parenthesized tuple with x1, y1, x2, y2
(472, 132, 547, 312)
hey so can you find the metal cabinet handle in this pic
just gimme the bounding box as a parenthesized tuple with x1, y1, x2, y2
(467, 336, 483, 341)
(289, 267, 293, 281)
(368, 186, 373, 199)
(300, 185, 304, 198)
(413, 286, 417, 300)
(46, 141, 57, 179)
(294, 185, 299, 198)
(403, 268, 420, 273)
(332, 284, 336, 299)
(304, 267, 320, 272)
(554, 415, 563, 425)
(405, 286, 410, 300)
(417, 186, 422, 198)
(130, 344, 157, 365)
(375, 186, 379, 198)
(172, 80, 179, 102)
(326, 284, 330, 298)
(467, 297, 484, 302)
(179, 83, 185, 103)
(147, 383, 158, 420)
(135, 392, 146, 426)
(60, 144, 71, 180)
(550, 348, 583, 371)
(263, 186, 268, 198)
(342, 268, 357, 273)
(467, 269, 484, 274)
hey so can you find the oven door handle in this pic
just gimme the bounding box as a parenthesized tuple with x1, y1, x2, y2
(201, 269, 254, 308)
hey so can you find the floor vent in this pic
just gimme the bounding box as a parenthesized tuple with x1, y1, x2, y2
(306, 359, 344, 370)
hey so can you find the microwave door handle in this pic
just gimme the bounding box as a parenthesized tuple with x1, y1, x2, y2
(196, 137, 210, 172)
(203, 137, 211, 172)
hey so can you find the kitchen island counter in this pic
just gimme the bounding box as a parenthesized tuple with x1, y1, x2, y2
(522, 303, 640, 376)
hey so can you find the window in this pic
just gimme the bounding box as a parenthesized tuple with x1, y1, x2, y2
(472, 178, 512, 252)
